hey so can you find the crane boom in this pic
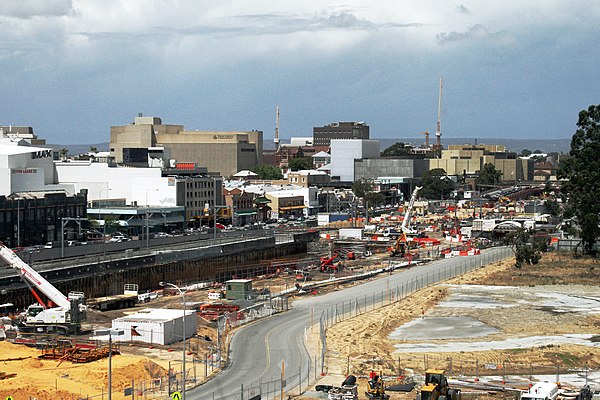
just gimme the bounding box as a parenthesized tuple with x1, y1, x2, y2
(400, 186, 422, 233)
(0, 245, 71, 309)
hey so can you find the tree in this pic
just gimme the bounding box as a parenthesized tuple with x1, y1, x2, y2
(89, 146, 98, 154)
(351, 178, 374, 199)
(476, 163, 502, 187)
(364, 192, 386, 207)
(503, 229, 545, 271)
(251, 164, 283, 180)
(288, 157, 312, 171)
(381, 142, 413, 157)
(420, 168, 454, 199)
(520, 149, 532, 157)
(558, 104, 600, 255)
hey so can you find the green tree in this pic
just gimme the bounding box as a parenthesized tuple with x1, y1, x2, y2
(520, 149, 532, 157)
(503, 229, 545, 272)
(288, 157, 312, 171)
(420, 168, 454, 199)
(381, 142, 413, 157)
(558, 104, 600, 255)
(89, 146, 98, 153)
(351, 178, 374, 199)
(251, 164, 283, 180)
(476, 163, 502, 187)
(364, 192, 386, 207)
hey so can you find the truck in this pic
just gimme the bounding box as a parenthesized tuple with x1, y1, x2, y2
(520, 382, 558, 400)
(0, 243, 86, 335)
(86, 284, 140, 311)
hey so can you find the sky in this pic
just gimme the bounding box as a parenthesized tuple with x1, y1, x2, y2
(0, 0, 599, 145)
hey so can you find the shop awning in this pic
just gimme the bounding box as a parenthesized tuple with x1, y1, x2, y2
(279, 205, 306, 211)
(235, 209, 257, 216)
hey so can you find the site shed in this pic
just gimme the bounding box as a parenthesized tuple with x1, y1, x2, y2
(111, 308, 197, 345)
(225, 279, 252, 300)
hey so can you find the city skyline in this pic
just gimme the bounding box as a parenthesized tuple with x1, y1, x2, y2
(0, 1, 598, 144)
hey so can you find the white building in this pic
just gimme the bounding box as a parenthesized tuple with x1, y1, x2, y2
(110, 308, 197, 345)
(330, 139, 380, 181)
(0, 143, 57, 196)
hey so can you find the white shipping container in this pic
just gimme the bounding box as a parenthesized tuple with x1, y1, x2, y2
(111, 308, 197, 345)
(338, 228, 363, 240)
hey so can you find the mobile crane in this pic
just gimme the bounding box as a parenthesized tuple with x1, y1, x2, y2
(0, 243, 86, 334)
(389, 186, 422, 257)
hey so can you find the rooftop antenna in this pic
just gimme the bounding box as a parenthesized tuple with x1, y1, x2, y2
(435, 78, 443, 157)
(274, 105, 280, 152)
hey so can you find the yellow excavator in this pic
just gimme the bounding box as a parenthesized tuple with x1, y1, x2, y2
(366, 370, 390, 399)
(419, 369, 461, 400)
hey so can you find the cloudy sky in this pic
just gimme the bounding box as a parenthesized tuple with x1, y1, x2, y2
(1, 0, 598, 145)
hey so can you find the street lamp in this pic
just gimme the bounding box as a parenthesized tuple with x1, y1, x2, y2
(145, 188, 159, 247)
(94, 328, 124, 400)
(160, 281, 187, 398)
(99, 188, 111, 256)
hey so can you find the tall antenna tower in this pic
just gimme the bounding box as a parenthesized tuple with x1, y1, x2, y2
(274, 105, 280, 151)
(435, 78, 443, 157)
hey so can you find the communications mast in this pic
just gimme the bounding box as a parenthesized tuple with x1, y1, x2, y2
(434, 78, 443, 157)
(274, 105, 280, 152)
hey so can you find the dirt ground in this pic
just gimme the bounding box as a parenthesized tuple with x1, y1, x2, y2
(304, 252, 600, 399)
(2, 249, 599, 399)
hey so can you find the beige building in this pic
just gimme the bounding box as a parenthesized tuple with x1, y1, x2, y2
(428, 144, 533, 182)
(110, 115, 263, 176)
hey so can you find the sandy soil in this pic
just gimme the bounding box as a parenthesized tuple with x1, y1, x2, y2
(314, 252, 600, 396)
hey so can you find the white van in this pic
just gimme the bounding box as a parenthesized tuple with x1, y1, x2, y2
(208, 291, 223, 301)
(520, 382, 558, 400)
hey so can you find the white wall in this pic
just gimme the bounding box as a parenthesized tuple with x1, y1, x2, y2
(330, 139, 380, 181)
(0, 145, 56, 195)
(55, 162, 176, 206)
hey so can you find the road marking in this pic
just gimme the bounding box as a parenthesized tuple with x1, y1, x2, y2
(261, 324, 279, 376)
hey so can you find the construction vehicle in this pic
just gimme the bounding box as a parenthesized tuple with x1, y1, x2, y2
(419, 369, 460, 400)
(366, 370, 389, 399)
(0, 243, 86, 334)
(390, 186, 422, 257)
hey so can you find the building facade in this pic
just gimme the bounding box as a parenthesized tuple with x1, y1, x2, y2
(110, 115, 263, 176)
(312, 122, 369, 147)
(354, 158, 429, 181)
(0, 190, 87, 248)
(330, 139, 380, 181)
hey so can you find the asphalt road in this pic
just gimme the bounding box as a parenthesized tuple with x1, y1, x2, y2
(187, 247, 511, 400)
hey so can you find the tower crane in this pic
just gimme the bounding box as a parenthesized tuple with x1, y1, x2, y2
(0, 243, 86, 334)
(421, 131, 430, 147)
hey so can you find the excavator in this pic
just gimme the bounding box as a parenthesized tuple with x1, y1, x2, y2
(389, 186, 422, 257)
(366, 370, 390, 399)
(418, 369, 461, 400)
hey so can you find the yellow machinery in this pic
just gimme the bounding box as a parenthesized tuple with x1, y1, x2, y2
(419, 369, 461, 400)
(366, 371, 390, 400)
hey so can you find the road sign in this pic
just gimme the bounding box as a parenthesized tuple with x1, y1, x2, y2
(172, 392, 182, 400)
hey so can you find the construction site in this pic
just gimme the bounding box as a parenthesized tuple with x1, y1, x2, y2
(0, 194, 599, 400)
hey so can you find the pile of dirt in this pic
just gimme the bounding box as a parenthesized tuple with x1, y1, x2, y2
(0, 340, 168, 399)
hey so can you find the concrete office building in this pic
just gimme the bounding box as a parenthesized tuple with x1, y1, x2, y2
(313, 122, 369, 146)
(428, 144, 533, 182)
(0, 126, 46, 146)
(330, 139, 380, 182)
(110, 115, 263, 176)
(354, 158, 429, 181)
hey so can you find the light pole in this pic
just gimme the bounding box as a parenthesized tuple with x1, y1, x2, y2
(99, 188, 111, 256)
(94, 328, 124, 400)
(145, 188, 159, 247)
(160, 281, 187, 398)
(16, 198, 20, 248)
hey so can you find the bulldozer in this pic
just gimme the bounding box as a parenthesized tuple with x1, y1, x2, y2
(418, 369, 460, 400)
(366, 370, 390, 400)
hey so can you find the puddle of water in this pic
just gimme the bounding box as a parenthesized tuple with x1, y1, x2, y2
(388, 316, 498, 340)
(392, 334, 600, 353)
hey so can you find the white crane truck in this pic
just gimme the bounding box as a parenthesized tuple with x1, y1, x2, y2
(0, 243, 86, 334)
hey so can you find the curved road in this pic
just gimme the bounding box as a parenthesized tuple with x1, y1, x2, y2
(188, 247, 511, 400)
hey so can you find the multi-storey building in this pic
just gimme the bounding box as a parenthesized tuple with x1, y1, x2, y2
(313, 121, 369, 147)
(110, 115, 263, 176)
